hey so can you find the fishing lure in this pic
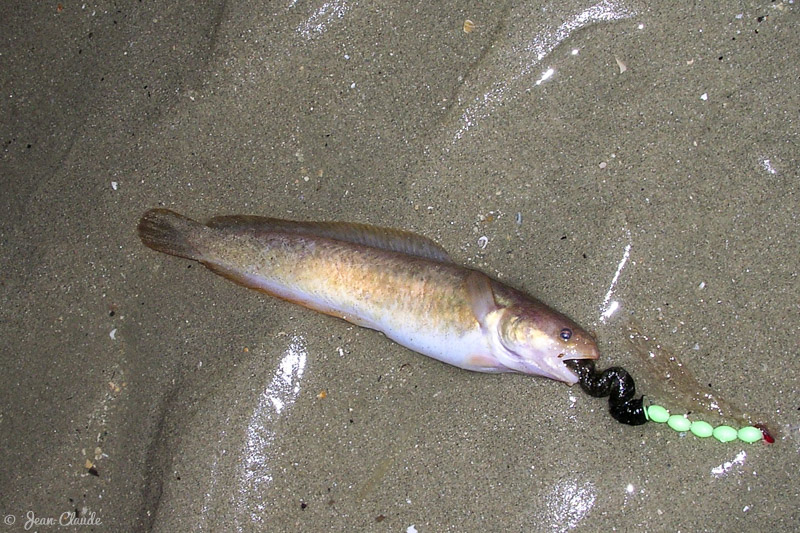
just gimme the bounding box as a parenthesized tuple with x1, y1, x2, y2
(565, 359, 646, 426)
(566, 358, 774, 444)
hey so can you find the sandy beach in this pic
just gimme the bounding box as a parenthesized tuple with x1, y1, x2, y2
(1, 1, 798, 530)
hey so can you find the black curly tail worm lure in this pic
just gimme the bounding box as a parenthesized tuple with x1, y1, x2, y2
(565, 359, 647, 426)
(565, 358, 775, 443)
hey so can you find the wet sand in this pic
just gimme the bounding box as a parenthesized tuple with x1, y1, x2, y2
(1, 1, 798, 531)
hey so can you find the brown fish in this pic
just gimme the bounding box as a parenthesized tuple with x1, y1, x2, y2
(138, 209, 598, 383)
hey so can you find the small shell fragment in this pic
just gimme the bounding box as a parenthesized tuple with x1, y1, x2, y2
(463, 19, 475, 34)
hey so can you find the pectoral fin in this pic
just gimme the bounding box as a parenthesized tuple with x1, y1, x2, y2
(465, 353, 507, 372)
(464, 270, 498, 332)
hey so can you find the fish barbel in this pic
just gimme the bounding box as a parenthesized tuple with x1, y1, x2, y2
(137, 209, 599, 384)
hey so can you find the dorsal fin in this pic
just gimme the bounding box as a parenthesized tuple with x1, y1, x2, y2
(205, 215, 453, 263)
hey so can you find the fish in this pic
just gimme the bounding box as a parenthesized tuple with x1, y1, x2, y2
(137, 209, 599, 384)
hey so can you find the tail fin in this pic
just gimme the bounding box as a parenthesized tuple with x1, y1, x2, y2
(137, 209, 206, 261)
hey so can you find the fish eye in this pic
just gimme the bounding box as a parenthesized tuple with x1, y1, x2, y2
(560, 328, 572, 341)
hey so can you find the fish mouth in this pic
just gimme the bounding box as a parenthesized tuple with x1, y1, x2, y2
(515, 354, 585, 384)
(557, 347, 600, 384)
(560, 351, 599, 361)
(549, 360, 581, 385)
(535, 353, 589, 384)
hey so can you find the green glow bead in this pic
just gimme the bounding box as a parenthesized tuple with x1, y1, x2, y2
(667, 414, 692, 433)
(689, 420, 714, 438)
(738, 426, 763, 443)
(712, 425, 738, 443)
(646, 405, 670, 423)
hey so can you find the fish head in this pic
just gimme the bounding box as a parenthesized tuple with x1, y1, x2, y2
(494, 305, 599, 384)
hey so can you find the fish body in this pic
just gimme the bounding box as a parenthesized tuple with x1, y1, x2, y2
(137, 209, 599, 384)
